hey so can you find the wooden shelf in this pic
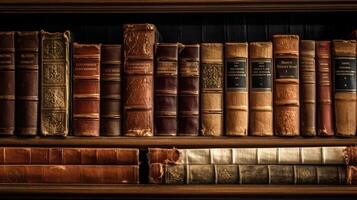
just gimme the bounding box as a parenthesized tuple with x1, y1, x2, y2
(0, 136, 356, 148)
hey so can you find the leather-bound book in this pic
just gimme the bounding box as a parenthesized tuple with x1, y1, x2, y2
(123, 24, 156, 136)
(154, 43, 179, 136)
(347, 166, 357, 184)
(249, 42, 273, 136)
(300, 40, 316, 136)
(178, 44, 200, 136)
(15, 31, 39, 136)
(225, 43, 248, 136)
(332, 40, 356, 137)
(316, 41, 334, 136)
(344, 146, 357, 165)
(73, 43, 101, 137)
(40, 31, 70, 136)
(0, 32, 15, 136)
(100, 45, 122, 136)
(200, 43, 224, 136)
(0, 165, 139, 184)
(273, 35, 300, 136)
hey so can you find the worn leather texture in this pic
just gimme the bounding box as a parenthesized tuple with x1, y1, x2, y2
(316, 41, 335, 136)
(15, 31, 39, 136)
(0, 32, 15, 136)
(200, 43, 223, 136)
(347, 166, 357, 184)
(300, 40, 316, 136)
(225, 43, 248, 136)
(40, 31, 70, 136)
(73, 43, 101, 137)
(273, 35, 300, 136)
(154, 43, 180, 136)
(100, 44, 122, 136)
(123, 24, 156, 136)
(344, 146, 357, 165)
(249, 42, 273, 136)
(178, 44, 200, 136)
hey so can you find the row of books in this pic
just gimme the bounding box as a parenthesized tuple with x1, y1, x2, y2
(0, 146, 356, 184)
(0, 24, 357, 138)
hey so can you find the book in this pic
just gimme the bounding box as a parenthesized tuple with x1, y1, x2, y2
(0, 32, 15, 136)
(40, 30, 70, 136)
(300, 40, 316, 136)
(0, 165, 139, 184)
(225, 43, 248, 136)
(15, 31, 39, 136)
(0, 147, 139, 165)
(178, 44, 200, 136)
(249, 42, 273, 136)
(332, 40, 356, 137)
(273, 35, 300, 136)
(73, 43, 101, 137)
(148, 147, 346, 165)
(100, 44, 122, 136)
(123, 23, 156, 136)
(200, 43, 224, 136)
(150, 164, 346, 184)
(347, 166, 357, 184)
(316, 41, 334, 136)
(154, 43, 180, 136)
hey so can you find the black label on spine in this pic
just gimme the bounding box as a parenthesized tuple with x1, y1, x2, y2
(275, 58, 298, 79)
(334, 57, 356, 92)
(226, 59, 247, 89)
(251, 59, 272, 90)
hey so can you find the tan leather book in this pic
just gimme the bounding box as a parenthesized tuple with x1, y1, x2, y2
(300, 40, 316, 136)
(73, 43, 101, 137)
(225, 43, 248, 136)
(273, 35, 300, 136)
(332, 40, 356, 137)
(123, 24, 156, 136)
(200, 43, 224, 136)
(0, 32, 15, 136)
(0, 165, 139, 184)
(40, 30, 70, 136)
(249, 42, 273, 136)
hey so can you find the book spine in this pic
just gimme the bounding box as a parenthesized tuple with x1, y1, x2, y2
(100, 45, 122, 136)
(154, 43, 179, 136)
(15, 31, 39, 136)
(200, 43, 224, 136)
(178, 44, 200, 136)
(40, 31, 70, 136)
(73, 43, 101, 137)
(300, 40, 316, 136)
(123, 23, 156, 136)
(0, 32, 15, 136)
(332, 40, 356, 137)
(249, 42, 273, 136)
(225, 43, 248, 136)
(347, 166, 357, 184)
(316, 41, 334, 136)
(273, 35, 300, 136)
(0, 165, 139, 184)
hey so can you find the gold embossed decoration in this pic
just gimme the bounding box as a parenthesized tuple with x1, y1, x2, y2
(202, 64, 223, 88)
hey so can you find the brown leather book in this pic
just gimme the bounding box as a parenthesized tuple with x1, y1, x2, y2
(0, 32, 15, 136)
(154, 43, 180, 136)
(300, 40, 316, 136)
(178, 44, 200, 136)
(123, 24, 156, 136)
(40, 30, 70, 136)
(332, 40, 356, 137)
(0, 147, 139, 165)
(316, 41, 334, 136)
(0, 165, 139, 184)
(15, 31, 39, 136)
(73, 43, 101, 137)
(273, 35, 300, 136)
(100, 44, 122, 136)
(225, 43, 248, 136)
(249, 42, 273, 136)
(201, 43, 224, 136)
